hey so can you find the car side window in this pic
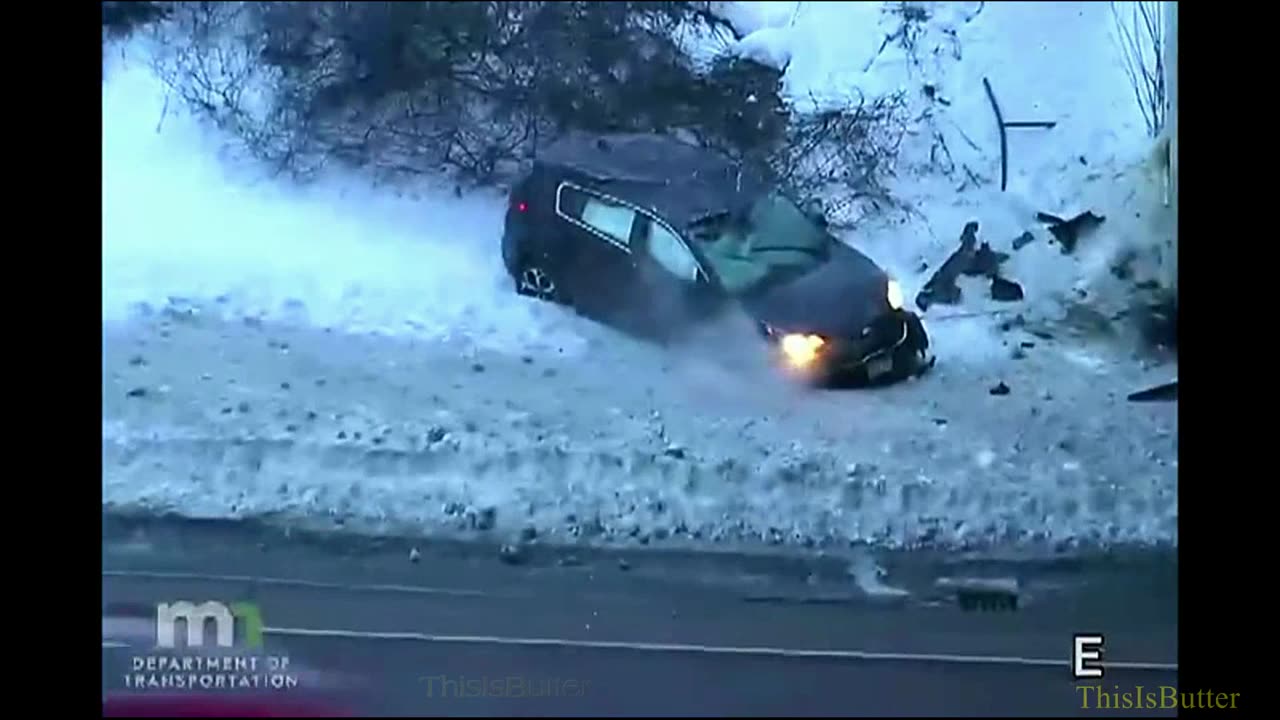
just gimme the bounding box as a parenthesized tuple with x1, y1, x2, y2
(645, 221, 700, 282)
(556, 185, 635, 249)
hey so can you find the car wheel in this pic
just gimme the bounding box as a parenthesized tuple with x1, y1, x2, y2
(515, 257, 568, 305)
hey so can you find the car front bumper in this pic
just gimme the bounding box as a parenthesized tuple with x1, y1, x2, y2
(769, 310, 932, 384)
(834, 309, 930, 377)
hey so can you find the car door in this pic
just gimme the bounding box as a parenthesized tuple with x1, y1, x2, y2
(553, 182, 644, 325)
(630, 214, 725, 338)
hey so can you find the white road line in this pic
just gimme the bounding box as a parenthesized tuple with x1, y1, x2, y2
(263, 626, 1178, 671)
(103, 569, 1178, 672)
(102, 569, 491, 597)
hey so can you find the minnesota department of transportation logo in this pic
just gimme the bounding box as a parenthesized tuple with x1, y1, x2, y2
(155, 601, 264, 649)
(116, 600, 298, 691)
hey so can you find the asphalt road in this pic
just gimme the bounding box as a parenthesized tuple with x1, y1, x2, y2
(103, 517, 1178, 717)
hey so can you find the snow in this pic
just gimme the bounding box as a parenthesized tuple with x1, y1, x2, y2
(101, 4, 1176, 557)
(712, 1, 1173, 363)
(103, 48, 587, 358)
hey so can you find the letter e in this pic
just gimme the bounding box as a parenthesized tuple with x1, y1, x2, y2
(1073, 634, 1104, 679)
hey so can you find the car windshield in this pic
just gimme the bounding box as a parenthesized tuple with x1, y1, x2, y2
(688, 194, 831, 295)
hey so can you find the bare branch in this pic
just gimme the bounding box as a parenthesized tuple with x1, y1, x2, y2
(1110, 1, 1166, 138)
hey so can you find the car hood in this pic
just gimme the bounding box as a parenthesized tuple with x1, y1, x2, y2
(738, 241, 890, 338)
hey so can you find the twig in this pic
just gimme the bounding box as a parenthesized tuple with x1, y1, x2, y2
(155, 93, 170, 134)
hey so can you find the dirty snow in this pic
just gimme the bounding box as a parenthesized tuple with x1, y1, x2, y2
(102, 3, 1177, 556)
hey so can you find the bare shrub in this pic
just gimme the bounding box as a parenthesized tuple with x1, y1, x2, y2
(1110, 1, 1166, 138)
(150, 1, 909, 217)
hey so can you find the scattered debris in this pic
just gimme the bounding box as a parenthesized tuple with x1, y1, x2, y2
(998, 314, 1027, 333)
(128, 355, 147, 367)
(1135, 295, 1177, 351)
(126, 387, 148, 398)
(617, 558, 632, 572)
(1036, 210, 1106, 254)
(1020, 341, 1035, 349)
(1110, 250, 1138, 280)
(990, 276, 1025, 302)
(663, 444, 687, 460)
(473, 506, 498, 531)
(964, 242, 1009, 277)
(918, 222, 1028, 310)
(1010, 346, 1027, 360)
(937, 576, 1020, 612)
(847, 552, 910, 600)
(499, 543, 529, 565)
(916, 221, 980, 311)
(426, 426, 447, 444)
(1127, 380, 1177, 403)
(989, 381, 1011, 396)
(520, 526, 538, 542)
(1011, 231, 1036, 251)
(1030, 329, 1054, 341)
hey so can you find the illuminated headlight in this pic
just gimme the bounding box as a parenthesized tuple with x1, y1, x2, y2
(780, 333, 826, 368)
(886, 279, 904, 310)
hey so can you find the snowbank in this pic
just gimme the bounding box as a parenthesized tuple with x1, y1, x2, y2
(103, 45, 587, 358)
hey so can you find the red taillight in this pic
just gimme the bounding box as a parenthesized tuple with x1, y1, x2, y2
(516, 201, 528, 213)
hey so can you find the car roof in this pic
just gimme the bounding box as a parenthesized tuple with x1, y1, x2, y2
(535, 132, 769, 230)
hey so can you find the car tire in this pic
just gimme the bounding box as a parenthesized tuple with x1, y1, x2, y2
(514, 255, 569, 305)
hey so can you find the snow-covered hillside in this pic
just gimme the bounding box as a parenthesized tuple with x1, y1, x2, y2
(716, 1, 1173, 352)
(102, 3, 1176, 556)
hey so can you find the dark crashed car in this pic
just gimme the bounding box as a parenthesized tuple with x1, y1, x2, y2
(501, 133, 932, 385)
